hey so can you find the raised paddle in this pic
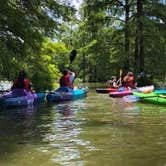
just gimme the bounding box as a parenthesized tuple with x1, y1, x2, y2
(117, 69, 123, 86)
(68, 49, 77, 68)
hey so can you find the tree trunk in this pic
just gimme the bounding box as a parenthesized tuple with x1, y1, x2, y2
(124, 0, 130, 72)
(134, 0, 144, 74)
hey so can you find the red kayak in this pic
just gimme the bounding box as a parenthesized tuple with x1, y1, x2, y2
(96, 88, 117, 94)
(109, 90, 132, 98)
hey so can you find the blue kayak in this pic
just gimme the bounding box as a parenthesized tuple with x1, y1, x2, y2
(0, 89, 45, 109)
(46, 87, 88, 102)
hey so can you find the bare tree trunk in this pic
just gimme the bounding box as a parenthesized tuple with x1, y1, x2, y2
(134, 0, 144, 74)
(124, 0, 130, 72)
(139, 0, 144, 72)
(83, 53, 86, 82)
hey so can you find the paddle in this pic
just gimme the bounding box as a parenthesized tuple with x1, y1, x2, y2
(119, 69, 123, 86)
(116, 69, 123, 86)
(68, 49, 77, 68)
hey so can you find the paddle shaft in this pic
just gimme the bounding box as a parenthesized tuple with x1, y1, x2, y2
(120, 69, 122, 83)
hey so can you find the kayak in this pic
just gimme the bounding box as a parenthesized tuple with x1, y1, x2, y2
(46, 86, 88, 102)
(0, 89, 45, 109)
(109, 90, 133, 98)
(96, 88, 117, 93)
(154, 89, 166, 94)
(136, 85, 154, 93)
(133, 91, 166, 105)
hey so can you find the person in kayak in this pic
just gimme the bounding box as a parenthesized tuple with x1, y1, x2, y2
(11, 70, 32, 91)
(69, 70, 76, 89)
(122, 71, 136, 89)
(136, 71, 154, 87)
(108, 76, 118, 89)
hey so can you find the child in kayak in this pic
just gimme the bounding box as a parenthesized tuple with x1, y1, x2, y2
(108, 76, 118, 89)
(69, 71, 76, 89)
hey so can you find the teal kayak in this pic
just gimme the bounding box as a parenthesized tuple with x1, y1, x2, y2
(133, 92, 166, 105)
(154, 89, 166, 94)
(46, 86, 88, 102)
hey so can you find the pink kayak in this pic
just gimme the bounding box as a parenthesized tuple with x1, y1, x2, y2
(109, 90, 132, 98)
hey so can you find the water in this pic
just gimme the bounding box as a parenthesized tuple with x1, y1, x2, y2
(0, 90, 166, 166)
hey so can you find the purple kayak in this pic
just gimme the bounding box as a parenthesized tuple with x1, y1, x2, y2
(0, 89, 45, 108)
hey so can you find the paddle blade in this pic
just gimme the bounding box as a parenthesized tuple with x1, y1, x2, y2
(120, 69, 123, 76)
(70, 49, 77, 64)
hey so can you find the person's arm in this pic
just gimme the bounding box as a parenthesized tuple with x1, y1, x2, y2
(11, 80, 17, 90)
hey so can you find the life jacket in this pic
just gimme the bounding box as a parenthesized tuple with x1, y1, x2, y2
(122, 75, 135, 88)
(128, 76, 135, 87)
(60, 74, 70, 87)
(12, 78, 31, 91)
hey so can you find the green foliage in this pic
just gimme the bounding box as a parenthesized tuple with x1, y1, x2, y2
(0, 0, 166, 86)
(0, 0, 76, 89)
(70, 0, 166, 83)
(29, 39, 69, 90)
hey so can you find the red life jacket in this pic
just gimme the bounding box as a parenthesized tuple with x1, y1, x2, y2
(122, 75, 135, 88)
(12, 78, 31, 91)
(126, 76, 135, 88)
(60, 74, 70, 87)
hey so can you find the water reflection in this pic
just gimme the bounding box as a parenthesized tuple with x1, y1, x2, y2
(0, 105, 39, 161)
(41, 101, 93, 166)
(2, 90, 166, 166)
(1, 105, 37, 122)
(0, 105, 38, 141)
(57, 104, 74, 117)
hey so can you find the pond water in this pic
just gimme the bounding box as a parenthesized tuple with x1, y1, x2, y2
(0, 89, 166, 166)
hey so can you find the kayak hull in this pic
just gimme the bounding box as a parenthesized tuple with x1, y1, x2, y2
(133, 92, 166, 105)
(96, 88, 117, 94)
(0, 89, 45, 108)
(109, 90, 132, 98)
(136, 85, 154, 93)
(154, 89, 166, 94)
(46, 87, 87, 102)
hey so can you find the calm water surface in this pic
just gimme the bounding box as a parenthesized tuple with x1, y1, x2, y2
(0, 90, 166, 166)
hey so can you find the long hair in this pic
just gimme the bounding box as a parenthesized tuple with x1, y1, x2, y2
(17, 70, 26, 88)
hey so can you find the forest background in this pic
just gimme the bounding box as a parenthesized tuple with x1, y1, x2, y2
(0, 0, 166, 90)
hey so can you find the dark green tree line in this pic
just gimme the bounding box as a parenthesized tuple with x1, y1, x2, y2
(0, 0, 166, 87)
(71, 0, 166, 82)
